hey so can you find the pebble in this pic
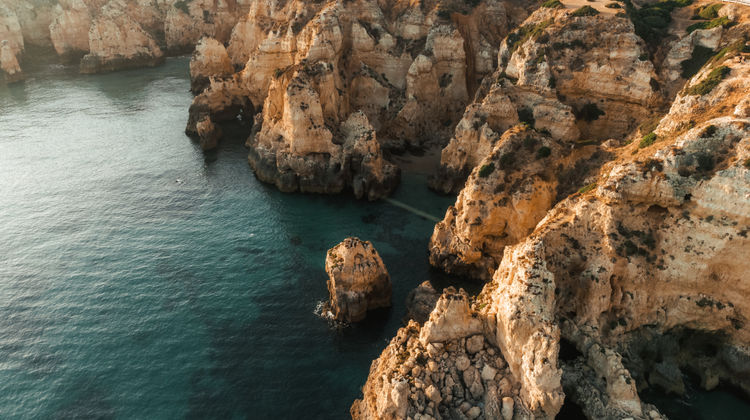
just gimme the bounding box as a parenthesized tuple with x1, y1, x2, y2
(467, 406, 481, 419)
(481, 364, 498, 381)
(466, 335, 484, 354)
(456, 355, 471, 371)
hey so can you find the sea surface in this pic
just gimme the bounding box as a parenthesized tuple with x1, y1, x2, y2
(0, 57, 457, 419)
(1, 56, 749, 420)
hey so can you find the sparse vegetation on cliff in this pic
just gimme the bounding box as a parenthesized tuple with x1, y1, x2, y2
(686, 65, 730, 95)
(687, 16, 734, 33)
(571, 5, 600, 17)
(478, 162, 495, 177)
(639, 132, 657, 148)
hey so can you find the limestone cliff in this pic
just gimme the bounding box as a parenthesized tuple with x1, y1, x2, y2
(8, 0, 248, 75)
(181, 0, 530, 195)
(0, 4, 25, 83)
(189, 36, 233, 94)
(357, 3, 750, 419)
(432, 5, 658, 193)
(324, 237, 392, 323)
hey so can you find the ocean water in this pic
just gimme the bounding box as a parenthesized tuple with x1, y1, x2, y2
(0, 57, 456, 418)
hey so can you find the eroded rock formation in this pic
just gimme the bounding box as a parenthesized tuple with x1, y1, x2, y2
(356, 3, 750, 419)
(183, 0, 530, 193)
(325, 237, 392, 323)
(5, 0, 249, 75)
(352, 288, 522, 420)
(432, 6, 658, 193)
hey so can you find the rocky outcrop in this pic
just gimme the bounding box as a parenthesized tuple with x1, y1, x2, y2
(405, 281, 440, 324)
(357, 10, 750, 420)
(189, 37, 233, 94)
(352, 288, 523, 420)
(185, 75, 254, 150)
(183, 0, 527, 194)
(79, 2, 165, 74)
(432, 6, 658, 193)
(50, 0, 98, 58)
(247, 65, 400, 198)
(13, 0, 247, 74)
(1, 5, 25, 83)
(430, 126, 611, 281)
(0, 39, 24, 83)
(324, 237, 391, 323)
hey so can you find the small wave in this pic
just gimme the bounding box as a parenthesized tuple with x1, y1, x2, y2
(313, 300, 333, 320)
(314, 301, 349, 329)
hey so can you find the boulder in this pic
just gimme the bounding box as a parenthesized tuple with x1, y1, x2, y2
(325, 237, 391, 323)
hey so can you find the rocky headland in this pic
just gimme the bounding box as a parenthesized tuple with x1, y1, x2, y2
(9, 0, 750, 418)
(352, 1, 750, 419)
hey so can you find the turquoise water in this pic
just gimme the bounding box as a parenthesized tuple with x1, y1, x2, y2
(0, 57, 456, 418)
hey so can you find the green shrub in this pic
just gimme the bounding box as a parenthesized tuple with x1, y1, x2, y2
(696, 3, 723, 20)
(499, 153, 516, 169)
(274, 68, 285, 78)
(642, 14, 669, 28)
(506, 20, 553, 53)
(537, 146, 552, 159)
(744, 158, 750, 169)
(578, 183, 597, 194)
(518, 107, 535, 127)
(700, 125, 717, 138)
(523, 136, 538, 150)
(638, 53, 650, 61)
(625, 0, 692, 47)
(174, 0, 191, 14)
(639, 132, 657, 148)
(686, 65, 730, 96)
(606, 2, 622, 8)
(680, 45, 714, 79)
(542, 0, 563, 8)
(686, 16, 733, 33)
(571, 5, 600, 16)
(696, 153, 714, 172)
(478, 163, 495, 178)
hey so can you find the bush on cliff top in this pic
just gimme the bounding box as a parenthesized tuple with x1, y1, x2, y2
(174, 0, 193, 14)
(478, 163, 495, 178)
(695, 3, 723, 20)
(536, 146, 552, 159)
(625, 0, 692, 47)
(686, 65, 730, 96)
(506, 19, 553, 53)
(680, 45, 714, 79)
(639, 132, 657, 148)
(541, 0, 563, 8)
(571, 5, 600, 17)
(686, 16, 734, 34)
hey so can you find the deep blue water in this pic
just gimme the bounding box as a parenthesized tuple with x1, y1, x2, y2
(0, 57, 456, 418)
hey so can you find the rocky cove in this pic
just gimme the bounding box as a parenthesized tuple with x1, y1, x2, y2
(2, 0, 750, 419)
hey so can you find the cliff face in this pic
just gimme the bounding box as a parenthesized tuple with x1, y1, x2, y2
(4, 0, 249, 76)
(184, 0, 529, 196)
(357, 2, 750, 419)
(1, 4, 25, 82)
(431, 6, 661, 194)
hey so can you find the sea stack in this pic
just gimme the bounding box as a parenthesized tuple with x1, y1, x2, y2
(325, 237, 391, 323)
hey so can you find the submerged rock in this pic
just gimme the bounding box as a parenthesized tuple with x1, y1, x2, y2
(325, 237, 391, 323)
